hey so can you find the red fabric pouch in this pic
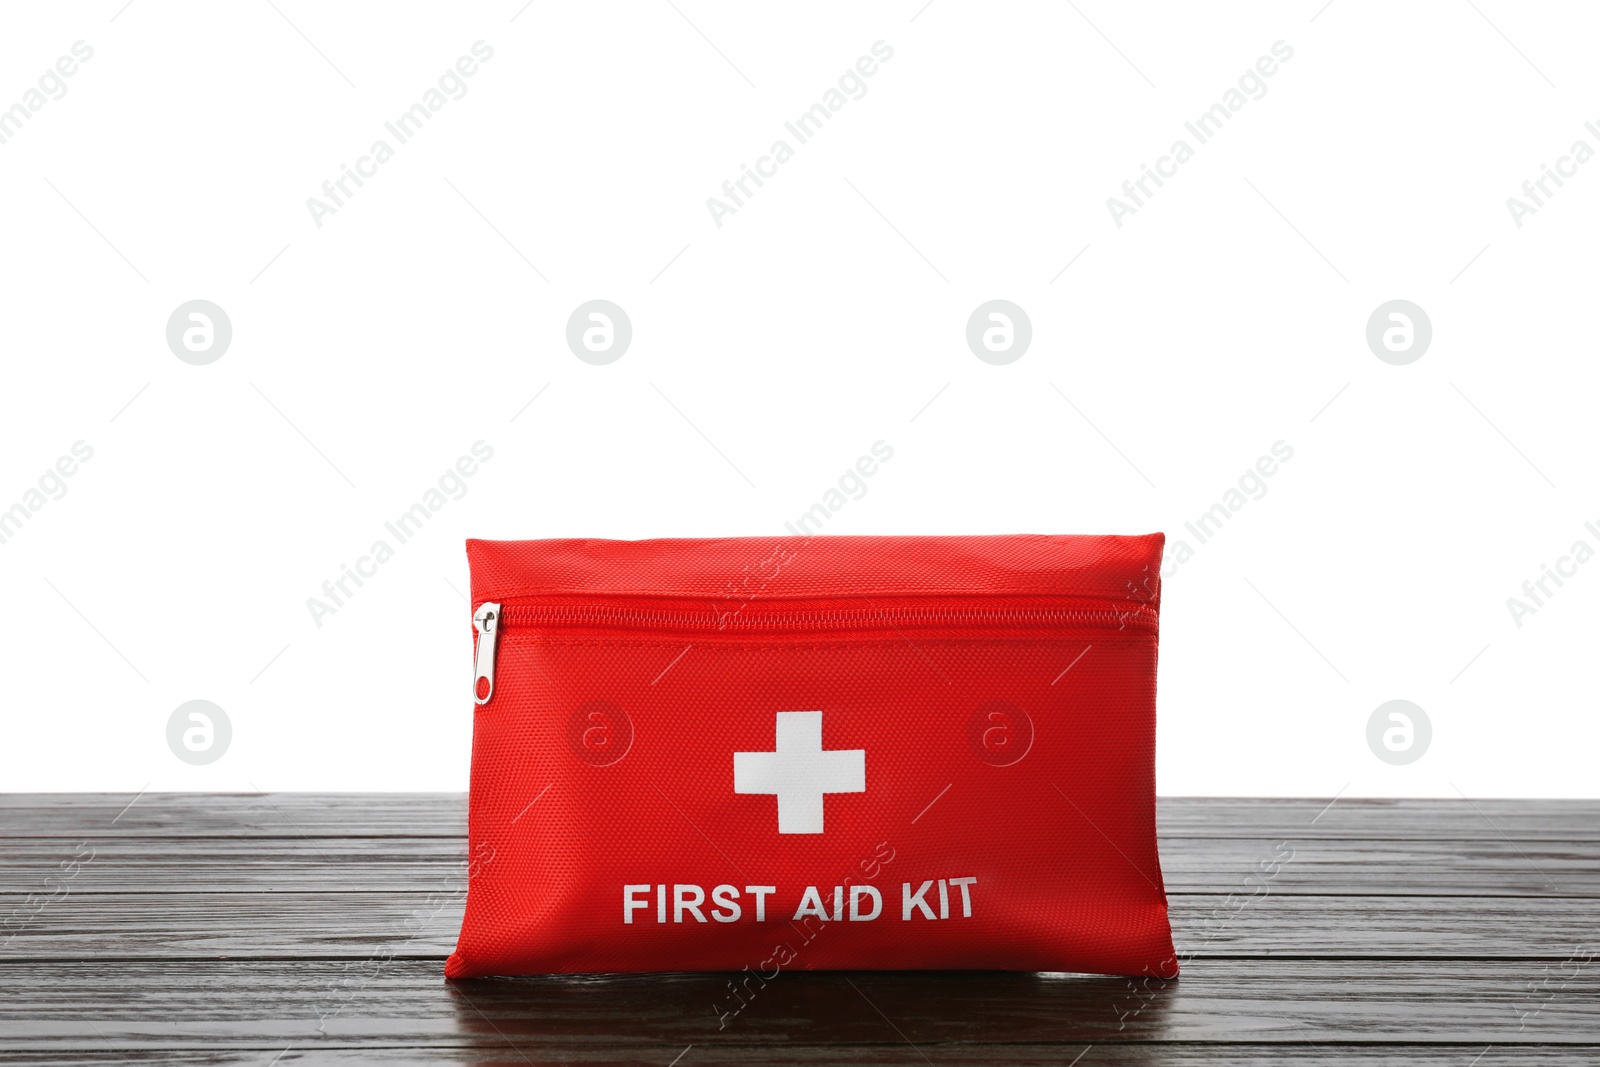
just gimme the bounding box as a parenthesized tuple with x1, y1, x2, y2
(447, 534, 1176, 979)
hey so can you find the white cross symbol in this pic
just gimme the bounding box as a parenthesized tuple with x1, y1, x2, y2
(733, 710, 865, 834)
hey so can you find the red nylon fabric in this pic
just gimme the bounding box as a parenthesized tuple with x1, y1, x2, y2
(448, 534, 1176, 980)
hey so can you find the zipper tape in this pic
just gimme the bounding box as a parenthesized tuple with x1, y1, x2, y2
(469, 597, 1154, 706)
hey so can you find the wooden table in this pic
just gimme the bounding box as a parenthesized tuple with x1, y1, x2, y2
(2, 794, 1595, 1064)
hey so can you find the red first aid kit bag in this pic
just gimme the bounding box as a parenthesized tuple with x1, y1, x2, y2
(447, 534, 1176, 979)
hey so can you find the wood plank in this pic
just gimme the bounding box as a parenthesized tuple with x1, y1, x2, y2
(1156, 836, 1597, 896)
(3, 1047, 1597, 1065)
(4, 835, 1594, 897)
(1168, 895, 1600, 957)
(0, 793, 467, 839)
(2, 891, 1597, 960)
(0, 837, 466, 894)
(0, 959, 1596, 1049)
(3, 794, 1596, 840)
(1156, 797, 1600, 841)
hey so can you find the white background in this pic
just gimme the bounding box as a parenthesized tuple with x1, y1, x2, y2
(1, 1, 1594, 797)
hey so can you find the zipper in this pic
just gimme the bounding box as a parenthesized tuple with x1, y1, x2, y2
(472, 601, 501, 706)
(496, 603, 1151, 631)
(471, 598, 1153, 706)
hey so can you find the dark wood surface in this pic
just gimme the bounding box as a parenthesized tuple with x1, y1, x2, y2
(2, 794, 1596, 1065)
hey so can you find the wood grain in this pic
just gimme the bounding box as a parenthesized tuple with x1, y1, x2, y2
(4, 891, 1596, 959)
(4, 793, 1597, 839)
(3, 1047, 1599, 1066)
(2, 794, 1595, 1064)
(1, 959, 1596, 1046)
(3, 835, 1594, 896)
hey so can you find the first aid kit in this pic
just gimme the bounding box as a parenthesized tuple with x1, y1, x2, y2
(446, 534, 1176, 979)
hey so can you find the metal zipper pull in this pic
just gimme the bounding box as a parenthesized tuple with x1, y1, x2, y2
(472, 601, 501, 706)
